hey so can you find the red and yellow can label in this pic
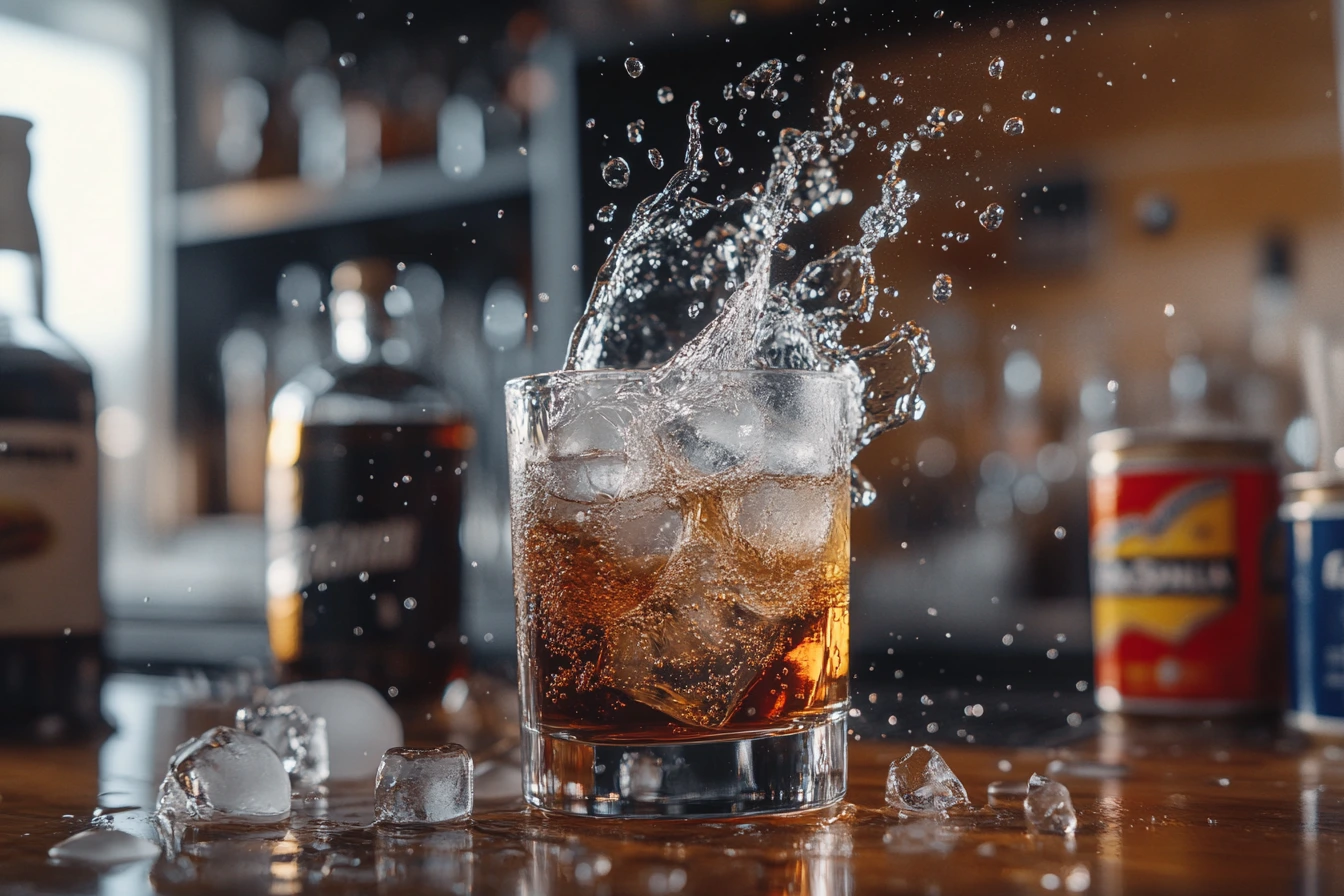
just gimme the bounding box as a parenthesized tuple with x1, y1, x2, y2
(1090, 467, 1280, 709)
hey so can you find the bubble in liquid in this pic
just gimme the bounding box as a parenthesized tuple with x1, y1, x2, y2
(978, 203, 1005, 231)
(647, 148, 664, 169)
(657, 86, 675, 104)
(932, 273, 953, 304)
(602, 157, 631, 188)
(988, 56, 1005, 79)
(1022, 89, 1037, 100)
(730, 8, 747, 25)
(627, 120, 645, 144)
(1003, 117, 1025, 136)
(624, 57, 644, 78)
(714, 146, 733, 166)
(597, 204, 617, 223)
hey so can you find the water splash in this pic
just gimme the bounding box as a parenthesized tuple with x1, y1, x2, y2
(647, 148, 664, 169)
(566, 62, 960, 504)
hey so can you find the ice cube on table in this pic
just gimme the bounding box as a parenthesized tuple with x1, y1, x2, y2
(987, 780, 1029, 808)
(48, 830, 160, 866)
(265, 680, 403, 782)
(885, 745, 970, 814)
(374, 745, 474, 824)
(236, 703, 329, 790)
(602, 544, 787, 728)
(156, 726, 291, 822)
(735, 478, 838, 554)
(1025, 773, 1078, 834)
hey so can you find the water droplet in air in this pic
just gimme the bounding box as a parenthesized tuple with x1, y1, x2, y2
(948, 109, 964, 123)
(988, 56, 1005, 79)
(538, 292, 550, 303)
(597, 204, 617, 223)
(932, 273, 953, 304)
(627, 120, 645, 144)
(602, 157, 631, 188)
(934, 9, 945, 18)
(955, 232, 969, 244)
(1050, 106, 1062, 114)
(458, 34, 468, 44)
(585, 118, 596, 129)
(1022, 89, 1037, 101)
(338, 53, 356, 68)
(730, 8, 747, 25)
(647, 148, 664, 169)
(1054, 526, 1067, 539)
(714, 146, 733, 166)
(624, 57, 644, 78)
(657, 86, 675, 104)
(1164, 303, 1175, 317)
(978, 203, 1006, 231)
(1003, 117, 1025, 136)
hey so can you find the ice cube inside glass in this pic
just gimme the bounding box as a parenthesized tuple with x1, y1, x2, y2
(506, 369, 852, 817)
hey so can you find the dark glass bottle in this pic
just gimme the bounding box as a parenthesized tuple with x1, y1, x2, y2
(265, 259, 473, 700)
(0, 116, 102, 740)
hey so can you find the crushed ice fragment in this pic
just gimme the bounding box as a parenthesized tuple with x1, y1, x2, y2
(265, 680, 404, 781)
(156, 726, 291, 822)
(885, 744, 969, 814)
(1025, 773, 1078, 834)
(236, 703, 330, 790)
(375, 745, 473, 824)
(987, 780, 1029, 808)
(48, 830, 160, 866)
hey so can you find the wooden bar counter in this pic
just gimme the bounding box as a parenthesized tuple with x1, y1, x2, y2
(2, 689, 1342, 895)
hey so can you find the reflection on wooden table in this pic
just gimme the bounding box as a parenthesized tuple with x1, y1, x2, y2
(1, 674, 1342, 894)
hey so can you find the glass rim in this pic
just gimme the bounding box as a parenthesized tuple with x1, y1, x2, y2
(505, 367, 852, 390)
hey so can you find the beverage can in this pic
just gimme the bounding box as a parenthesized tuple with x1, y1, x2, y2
(1088, 429, 1282, 714)
(1282, 471, 1344, 734)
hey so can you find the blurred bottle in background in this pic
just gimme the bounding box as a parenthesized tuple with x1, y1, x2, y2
(265, 258, 473, 701)
(0, 116, 102, 740)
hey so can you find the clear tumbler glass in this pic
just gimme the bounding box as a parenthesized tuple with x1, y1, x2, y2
(506, 368, 852, 816)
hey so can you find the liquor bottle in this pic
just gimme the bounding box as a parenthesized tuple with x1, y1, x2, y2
(0, 116, 102, 740)
(265, 259, 473, 700)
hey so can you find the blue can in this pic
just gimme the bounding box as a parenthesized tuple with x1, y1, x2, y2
(1283, 472, 1344, 733)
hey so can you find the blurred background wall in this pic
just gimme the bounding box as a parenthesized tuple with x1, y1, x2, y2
(1, 0, 1340, 692)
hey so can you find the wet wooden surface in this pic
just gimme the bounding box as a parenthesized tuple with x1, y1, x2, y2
(2, 707, 1344, 895)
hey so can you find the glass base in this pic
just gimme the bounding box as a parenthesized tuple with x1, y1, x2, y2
(521, 709, 847, 817)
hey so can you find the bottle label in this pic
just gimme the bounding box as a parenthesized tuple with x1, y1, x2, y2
(0, 420, 99, 635)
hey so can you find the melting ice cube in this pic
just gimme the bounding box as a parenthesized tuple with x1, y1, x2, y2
(48, 830, 160, 866)
(156, 726, 291, 822)
(265, 680, 403, 781)
(1025, 773, 1078, 834)
(236, 703, 330, 790)
(735, 479, 837, 554)
(885, 744, 969, 814)
(374, 745, 474, 824)
(602, 544, 786, 728)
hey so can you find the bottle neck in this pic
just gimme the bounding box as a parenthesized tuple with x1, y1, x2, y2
(0, 249, 42, 319)
(329, 287, 418, 368)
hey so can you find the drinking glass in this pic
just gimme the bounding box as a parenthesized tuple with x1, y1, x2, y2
(506, 368, 852, 816)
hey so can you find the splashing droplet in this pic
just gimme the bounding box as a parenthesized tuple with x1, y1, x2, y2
(1050, 106, 1062, 114)
(948, 109, 964, 124)
(657, 86, 675, 104)
(627, 120, 645, 144)
(338, 53, 356, 68)
(624, 57, 644, 78)
(934, 9, 945, 18)
(988, 56, 1005, 79)
(1003, 117, 1025, 136)
(1022, 89, 1037, 101)
(714, 146, 733, 166)
(730, 8, 747, 25)
(955, 232, 969, 244)
(932, 273, 953, 304)
(596, 204, 617, 223)
(1054, 526, 1067, 539)
(647, 148, 664, 169)
(585, 118, 596, 129)
(602, 157, 631, 188)
(978, 203, 1005, 231)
